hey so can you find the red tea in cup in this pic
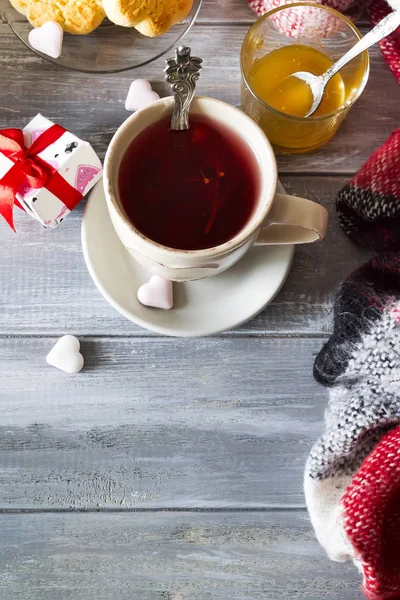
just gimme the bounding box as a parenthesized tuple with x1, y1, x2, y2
(118, 114, 259, 251)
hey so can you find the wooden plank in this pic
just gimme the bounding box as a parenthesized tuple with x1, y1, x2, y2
(0, 511, 362, 599)
(0, 176, 371, 336)
(1, 336, 327, 509)
(0, 25, 396, 174)
(201, 0, 256, 23)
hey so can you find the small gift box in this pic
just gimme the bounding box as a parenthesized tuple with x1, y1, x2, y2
(0, 114, 102, 230)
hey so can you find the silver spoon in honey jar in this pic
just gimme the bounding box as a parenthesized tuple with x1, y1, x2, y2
(289, 10, 400, 118)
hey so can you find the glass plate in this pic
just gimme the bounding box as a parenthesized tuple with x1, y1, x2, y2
(0, 0, 202, 73)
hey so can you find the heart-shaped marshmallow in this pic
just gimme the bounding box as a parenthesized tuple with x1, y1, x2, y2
(125, 79, 160, 112)
(137, 276, 173, 310)
(46, 335, 84, 373)
(28, 21, 64, 59)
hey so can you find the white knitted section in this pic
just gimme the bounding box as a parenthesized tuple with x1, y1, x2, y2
(305, 303, 400, 565)
(304, 472, 354, 562)
(342, 305, 400, 384)
(308, 306, 400, 482)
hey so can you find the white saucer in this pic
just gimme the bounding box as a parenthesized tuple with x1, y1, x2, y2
(81, 182, 294, 337)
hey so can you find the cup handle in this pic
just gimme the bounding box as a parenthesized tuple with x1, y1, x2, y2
(254, 193, 328, 245)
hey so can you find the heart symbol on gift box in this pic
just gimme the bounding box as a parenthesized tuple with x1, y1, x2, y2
(46, 335, 84, 373)
(28, 21, 63, 59)
(137, 276, 173, 309)
(125, 80, 160, 112)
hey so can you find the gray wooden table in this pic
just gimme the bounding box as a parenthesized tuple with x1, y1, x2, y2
(0, 2, 398, 598)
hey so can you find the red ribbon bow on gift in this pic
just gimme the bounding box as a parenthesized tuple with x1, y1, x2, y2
(0, 124, 83, 230)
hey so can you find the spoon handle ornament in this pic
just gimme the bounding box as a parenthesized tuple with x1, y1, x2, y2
(164, 46, 202, 131)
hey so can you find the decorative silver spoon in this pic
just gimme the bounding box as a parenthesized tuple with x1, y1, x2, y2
(164, 45, 202, 130)
(290, 10, 400, 117)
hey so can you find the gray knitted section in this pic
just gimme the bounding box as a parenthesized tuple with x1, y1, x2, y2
(308, 307, 400, 481)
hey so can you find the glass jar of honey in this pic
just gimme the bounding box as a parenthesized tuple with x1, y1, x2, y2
(241, 2, 369, 154)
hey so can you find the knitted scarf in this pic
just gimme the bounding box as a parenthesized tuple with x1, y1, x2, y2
(246, 1, 400, 597)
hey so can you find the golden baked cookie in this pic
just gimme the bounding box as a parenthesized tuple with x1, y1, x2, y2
(102, 0, 193, 36)
(62, 0, 106, 34)
(9, 0, 28, 15)
(26, 0, 63, 26)
(101, 0, 137, 27)
(20, 0, 105, 34)
(135, 0, 193, 36)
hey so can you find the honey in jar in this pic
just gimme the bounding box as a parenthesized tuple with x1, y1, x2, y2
(241, 40, 367, 153)
(248, 44, 345, 118)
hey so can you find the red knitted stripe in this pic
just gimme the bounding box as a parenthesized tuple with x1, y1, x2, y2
(351, 128, 400, 198)
(369, 0, 400, 83)
(342, 426, 400, 600)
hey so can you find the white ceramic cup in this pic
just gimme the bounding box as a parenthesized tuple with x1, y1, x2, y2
(104, 96, 328, 282)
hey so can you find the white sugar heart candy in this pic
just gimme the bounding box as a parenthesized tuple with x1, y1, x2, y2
(125, 79, 160, 112)
(137, 276, 173, 310)
(28, 21, 64, 59)
(46, 335, 84, 374)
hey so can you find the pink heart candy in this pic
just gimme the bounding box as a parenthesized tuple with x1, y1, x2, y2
(28, 21, 63, 59)
(137, 276, 173, 310)
(31, 129, 45, 144)
(125, 80, 160, 112)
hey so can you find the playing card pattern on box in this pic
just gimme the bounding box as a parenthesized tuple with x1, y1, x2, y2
(0, 114, 102, 228)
